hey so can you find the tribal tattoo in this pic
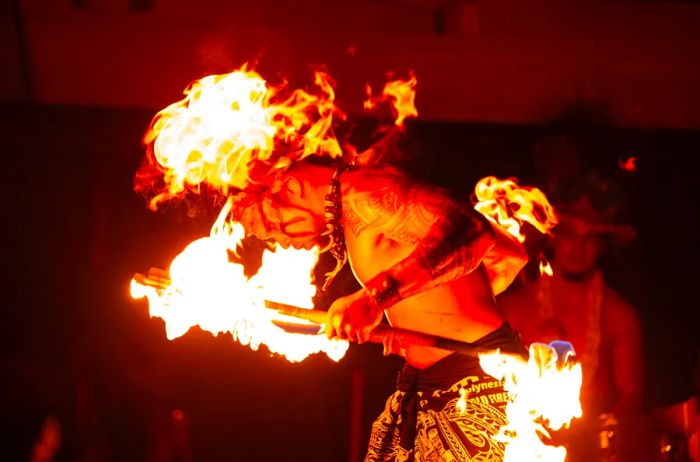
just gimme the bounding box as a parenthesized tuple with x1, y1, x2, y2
(343, 167, 495, 304)
(408, 205, 494, 284)
(343, 168, 446, 244)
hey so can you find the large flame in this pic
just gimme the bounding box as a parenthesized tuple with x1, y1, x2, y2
(141, 65, 344, 209)
(479, 342, 583, 462)
(364, 72, 418, 127)
(474, 176, 558, 243)
(133, 66, 354, 361)
(130, 198, 348, 363)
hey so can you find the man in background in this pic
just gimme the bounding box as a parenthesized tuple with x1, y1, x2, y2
(499, 175, 646, 461)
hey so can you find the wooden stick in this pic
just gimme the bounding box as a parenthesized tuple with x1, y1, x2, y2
(132, 271, 492, 356)
(132, 268, 171, 291)
(264, 300, 491, 356)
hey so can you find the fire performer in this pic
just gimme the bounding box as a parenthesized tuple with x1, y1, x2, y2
(134, 67, 565, 460)
(233, 159, 532, 461)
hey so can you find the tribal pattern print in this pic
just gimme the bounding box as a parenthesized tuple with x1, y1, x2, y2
(343, 167, 446, 245)
(365, 375, 508, 462)
(343, 166, 494, 299)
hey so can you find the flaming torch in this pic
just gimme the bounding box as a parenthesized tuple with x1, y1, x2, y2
(139, 65, 344, 208)
(131, 64, 349, 362)
(475, 175, 558, 279)
(480, 342, 583, 462)
(130, 197, 348, 362)
(473, 176, 582, 461)
(473, 176, 558, 243)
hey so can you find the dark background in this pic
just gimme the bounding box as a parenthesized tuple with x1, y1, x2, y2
(2, 0, 700, 460)
(1, 103, 698, 461)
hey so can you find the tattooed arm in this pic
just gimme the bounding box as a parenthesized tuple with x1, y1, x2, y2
(346, 167, 495, 305)
(326, 168, 494, 336)
(326, 166, 496, 340)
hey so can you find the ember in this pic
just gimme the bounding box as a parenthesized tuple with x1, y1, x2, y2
(619, 155, 638, 172)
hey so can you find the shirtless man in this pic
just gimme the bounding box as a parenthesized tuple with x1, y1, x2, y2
(235, 160, 529, 461)
(498, 192, 644, 461)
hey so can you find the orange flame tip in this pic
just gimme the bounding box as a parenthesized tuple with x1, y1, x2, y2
(140, 65, 344, 208)
(478, 342, 583, 462)
(474, 176, 557, 243)
(364, 72, 418, 127)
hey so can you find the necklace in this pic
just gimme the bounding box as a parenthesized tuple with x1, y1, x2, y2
(537, 271, 604, 388)
(322, 163, 350, 289)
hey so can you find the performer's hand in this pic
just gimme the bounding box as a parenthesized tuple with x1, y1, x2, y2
(381, 331, 407, 357)
(233, 198, 269, 239)
(325, 289, 384, 343)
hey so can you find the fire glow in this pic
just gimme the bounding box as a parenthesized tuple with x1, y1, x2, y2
(130, 198, 348, 362)
(364, 72, 418, 127)
(474, 176, 558, 243)
(131, 65, 352, 362)
(132, 63, 581, 458)
(539, 258, 554, 277)
(479, 342, 583, 462)
(141, 65, 343, 209)
(619, 155, 638, 172)
(132, 65, 419, 362)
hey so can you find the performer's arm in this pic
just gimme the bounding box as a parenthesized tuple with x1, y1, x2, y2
(607, 291, 644, 414)
(343, 166, 495, 305)
(327, 167, 496, 340)
(361, 198, 495, 309)
(481, 224, 529, 296)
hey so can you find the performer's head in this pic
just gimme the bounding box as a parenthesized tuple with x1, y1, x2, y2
(552, 195, 605, 279)
(233, 160, 336, 250)
(550, 173, 635, 280)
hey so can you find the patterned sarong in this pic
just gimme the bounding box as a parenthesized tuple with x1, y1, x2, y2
(365, 323, 526, 462)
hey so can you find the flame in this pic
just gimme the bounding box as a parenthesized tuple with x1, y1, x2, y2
(539, 258, 554, 277)
(130, 198, 348, 363)
(474, 177, 558, 243)
(456, 387, 468, 414)
(479, 341, 583, 462)
(364, 72, 418, 127)
(141, 65, 344, 209)
(619, 156, 638, 172)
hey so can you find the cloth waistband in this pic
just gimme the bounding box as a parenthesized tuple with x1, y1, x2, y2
(396, 322, 526, 393)
(395, 322, 526, 453)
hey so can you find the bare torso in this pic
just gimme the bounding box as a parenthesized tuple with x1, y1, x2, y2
(501, 279, 591, 352)
(385, 271, 504, 368)
(344, 217, 504, 369)
(499, 275, 643, 413)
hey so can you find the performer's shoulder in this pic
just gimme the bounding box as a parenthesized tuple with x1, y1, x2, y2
(497, 281, 539, 316)
(604, 287, 637, 313)
(604, 287, 642, 333)
(348, 165, 444, 192)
